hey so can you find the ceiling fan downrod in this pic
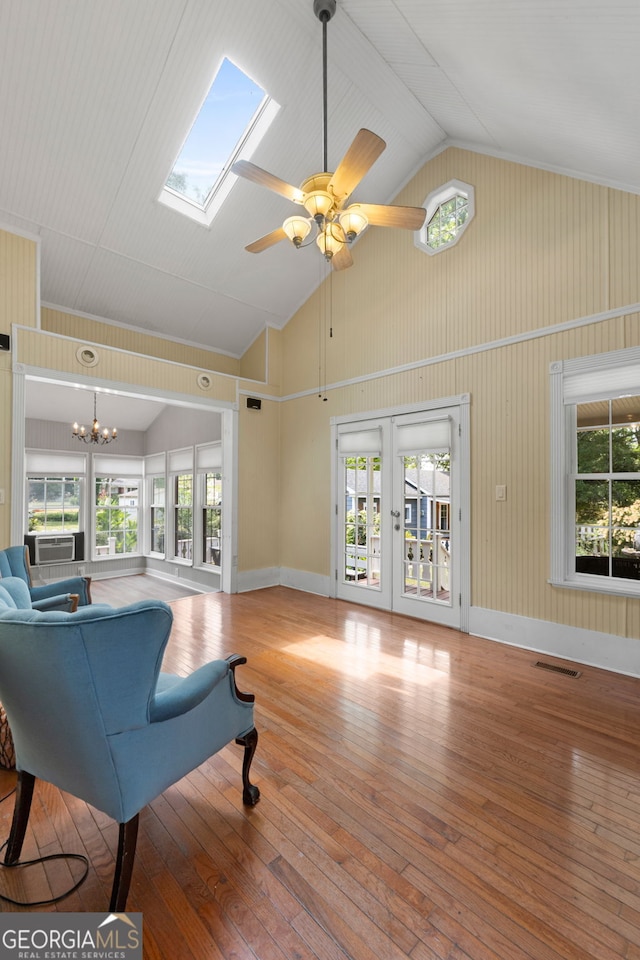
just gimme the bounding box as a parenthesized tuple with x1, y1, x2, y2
(313, 0, 336, 174)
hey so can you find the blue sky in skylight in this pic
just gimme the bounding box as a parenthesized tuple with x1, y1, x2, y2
(166, 58, 266, 206)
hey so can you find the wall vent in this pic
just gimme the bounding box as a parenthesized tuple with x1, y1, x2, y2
(534, 660, 581, 678)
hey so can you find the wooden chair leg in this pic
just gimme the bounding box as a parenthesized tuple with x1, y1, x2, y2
(4, 771, 35, 865)
(236, 727, 260, 806)
(109, 815, 139, 912)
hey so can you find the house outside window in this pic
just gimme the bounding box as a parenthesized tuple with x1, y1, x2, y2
(551, 347, 640, 596)
(95, 477, 139, 556)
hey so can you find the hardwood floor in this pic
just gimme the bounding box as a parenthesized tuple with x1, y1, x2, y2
(1, 586, 640, 959)
(89, 572, 206, 605)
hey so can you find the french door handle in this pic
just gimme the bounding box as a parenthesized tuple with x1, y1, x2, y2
(391, 509, 401, 518)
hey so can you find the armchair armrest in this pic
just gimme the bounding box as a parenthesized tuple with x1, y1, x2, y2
(32, 593, 78, 613)
(150, 660, 230, 723)
(30, 576, 91, 606)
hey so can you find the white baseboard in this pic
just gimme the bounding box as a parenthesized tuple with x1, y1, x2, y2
(236, 566, 330, 596)
(280, 567, 331, 597)
(236, 566, 281, 593)
(470, 606, 640, 678)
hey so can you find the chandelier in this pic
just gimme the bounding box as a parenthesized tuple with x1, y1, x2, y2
(72, 392, 117, 444)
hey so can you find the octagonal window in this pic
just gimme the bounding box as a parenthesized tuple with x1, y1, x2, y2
(415, 179, 474, 256)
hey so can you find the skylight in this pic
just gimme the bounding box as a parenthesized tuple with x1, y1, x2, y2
(160, 58, 279, 226)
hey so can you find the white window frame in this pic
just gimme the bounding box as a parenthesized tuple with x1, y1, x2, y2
(196, 442, 223, 570)
(147, 474, 167, 558)
(158, 59, 280, 227)
(550, 345, 640, 597)
(415, 178, 474, 256)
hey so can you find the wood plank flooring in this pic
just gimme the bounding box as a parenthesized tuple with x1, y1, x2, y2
(1, 585, 640, 959)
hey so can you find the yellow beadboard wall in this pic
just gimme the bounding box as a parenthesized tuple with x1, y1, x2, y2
(41, 307, 240, 376)
(0, 229, 37, 338)
(0, 368, 12, 547)
(17, 327, 237, 405)
(237, 398, 280, 571)
(0, 229, 37, 545)
(279, 147, 640, 638)
(282, 150, 612, 398)
(239, 330, 266, 382)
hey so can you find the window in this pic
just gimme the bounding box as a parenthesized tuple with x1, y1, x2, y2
(159, 57, 279, 226)
(174, 474, 193, 560)
(415, 179, 474, 256)
(95, 478, 139, 556)
(202, 473, 222, 566)
(27, 476, 81, 533)
(551, 347, 640, 595)
(150, 476, 166, 555)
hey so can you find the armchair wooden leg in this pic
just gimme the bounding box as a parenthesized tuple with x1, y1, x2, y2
(4, 770, 35, 865)
(236, 727, 260, 806)
(110, 815, 139, 912)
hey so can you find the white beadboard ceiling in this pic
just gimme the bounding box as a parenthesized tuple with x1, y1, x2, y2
(1, 0, 638, 360)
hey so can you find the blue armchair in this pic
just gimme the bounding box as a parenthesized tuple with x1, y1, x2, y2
(0, 599, 259, 910)
(0, 545, 92, 607)
(0, 576, 78, 613)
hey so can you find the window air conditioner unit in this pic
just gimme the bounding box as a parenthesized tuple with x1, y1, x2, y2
(34, 535, 75, 565)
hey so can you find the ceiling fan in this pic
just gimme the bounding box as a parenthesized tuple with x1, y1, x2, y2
(231, 0, 427, 271)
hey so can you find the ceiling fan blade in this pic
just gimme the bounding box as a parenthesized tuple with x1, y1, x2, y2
(332, 245, 353, 271)
(232, 160, 303, 204)
(245, 227, 288, 254)
(353, 203, 427, 230)
(329, 129, 386, 202)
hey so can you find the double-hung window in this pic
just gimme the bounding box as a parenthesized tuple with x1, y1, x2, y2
(93, 455, 143, 558)
(197, 443, 223, 567)
(168, 448, 194, 562)
(25, 451, 87, 539)
(551, 347, 640, 595)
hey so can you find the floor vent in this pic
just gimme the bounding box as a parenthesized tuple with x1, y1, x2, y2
(534, 660, 581, 678)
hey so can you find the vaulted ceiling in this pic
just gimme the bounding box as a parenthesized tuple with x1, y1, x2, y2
(1, 0, 637, 359)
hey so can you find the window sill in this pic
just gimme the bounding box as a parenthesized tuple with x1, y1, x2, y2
(549, 575, 640, 599)
(92, 553, 142, 563)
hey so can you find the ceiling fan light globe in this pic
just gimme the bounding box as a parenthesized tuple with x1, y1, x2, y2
(339, 208, 368, 243)
(283, 215, 312, 247)
(303, 190, 333, 221)
(316, 223, 343, 260)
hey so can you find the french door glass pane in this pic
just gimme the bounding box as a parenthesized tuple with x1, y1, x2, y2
(402, 454, 451, 602)
(342, 456, 380, 587)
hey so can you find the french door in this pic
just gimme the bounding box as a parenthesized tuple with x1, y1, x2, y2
(334, 403, 468, 629)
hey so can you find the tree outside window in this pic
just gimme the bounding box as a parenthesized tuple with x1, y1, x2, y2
(28, 476, 80, 533)
(202, 472, 222, 566)
(174, 474, 193, 560)
(575, 397, 640, 579)
(150, 476, 165, 554)
(95, 477, 139, 555)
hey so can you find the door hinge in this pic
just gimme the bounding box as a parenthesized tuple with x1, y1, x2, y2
(335, 503, 338, 515)
(459, 423, 462, 437)
(459, 508, 462, 521)
(459, 593, 462, 606)
(335, 569, 338, 580)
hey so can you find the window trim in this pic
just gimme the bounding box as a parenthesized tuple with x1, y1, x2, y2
(414, 179, 475, 256)
(550, 346, 640, 597)
(93, 475, 141, 561)
(158, 58, 280, 227)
